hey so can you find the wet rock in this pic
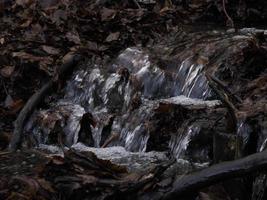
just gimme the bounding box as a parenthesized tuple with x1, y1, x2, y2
(107, 95, 227, 165)
(72, 143, 168, 173)
(37, 143, 170, 173)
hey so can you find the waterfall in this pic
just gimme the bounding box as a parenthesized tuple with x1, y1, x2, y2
(26, 47, 214, 159)
(169, 125, 201, 160)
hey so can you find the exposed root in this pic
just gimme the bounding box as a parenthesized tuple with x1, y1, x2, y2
(9, 55, 81, 151)
(163, 150, 267, 199)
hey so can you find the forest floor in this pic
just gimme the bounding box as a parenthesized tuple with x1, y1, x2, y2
(0, 0, 267, 200)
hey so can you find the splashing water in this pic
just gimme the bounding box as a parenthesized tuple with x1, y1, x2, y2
(236, 120, 252, 152)
(27, 47, 213, 156)
(169, 125, 201, 160)
(25, 102, 85, 147)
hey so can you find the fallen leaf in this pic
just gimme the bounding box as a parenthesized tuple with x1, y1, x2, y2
(4, 95, 14, 108)
(15, 0, 34, 7)
(37, 179, 55, 193)
(51, 9, 67, 25)
(66, 31, 81, 45)
(20, 18, 33, 28)
(12, 176, 40, 197)
(101, 7, 117, 21)
(39, 57, 54, 75)
(105, 32, 120, 42)
(62, 51, 75, 64)
(0, 1, 4, 13)
(86, 41, 98, 51)
(39, 0, 61, 10)
(197, 56, 209, 65)
(199, 192, 212, 200)
(0, 38, 4, 45)
(41, 45, 60, 55)
(0, 66, 15, 78)
(0, 132, 10, 150)
(23, 23, 44, 41)
(12, 52, 53, 74)
(12, 52, 49, 63)
(8, 99, 24, 113)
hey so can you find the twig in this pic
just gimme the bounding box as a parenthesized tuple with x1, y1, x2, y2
(0, 77, 9, 96)
(132, 0, 141, 9)
(9, 55, 81, 151)
(222, 0, 234, 28)
(210, 76, 242, 103)
(101, 132, 119, 148)
(206, 74, 238, 131)
(206, 74, 244, 158)
(163, 150, 267, 199)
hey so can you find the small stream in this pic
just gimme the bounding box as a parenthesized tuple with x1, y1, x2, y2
(25, 46, 215, 161)
(24, 29, 267, 179)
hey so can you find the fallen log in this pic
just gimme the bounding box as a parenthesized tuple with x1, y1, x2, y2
(163, 150, 267, 199)
(9, 54, 81, 151)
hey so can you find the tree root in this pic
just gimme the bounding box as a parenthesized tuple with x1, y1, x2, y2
(163, 150, 267, 199)
(9, 55, 81, 151)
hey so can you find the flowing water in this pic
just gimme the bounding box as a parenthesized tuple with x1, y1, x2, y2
(25, 46, 217, 162)
(19, 28, 267, 200)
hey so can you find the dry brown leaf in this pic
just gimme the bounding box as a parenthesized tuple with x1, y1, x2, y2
(0, 132, 10, 150)
(13, 52, 36, 60)
(0, 1, 4, 13)
(86, 41, 98, 51)
(8, 99, 24, 113)
(15, 0, 34, 7)
(12, 52, 52, 63)
(20, 19, 33, 28)
(39, 58, 54, 75)
(0, 38, 5, 45)
(105, 32, 120, 42)
(77, 175, 98, 184)
(0, 66, 15, 78)
(199, 192, 212, 200)
(12, 176, 40, 197)
(101, 7, 117, 21)
(51, 156, 65, 165)
(41, 45, 60, 55)
(37, 179, 55, 193)
(66, 31, 81, 45)
(39, 0, 61, 10)
(51, 9, 67, 25)
(12, 52, 54, 74)
(62, 51, 75, 64)
(23, 23, 44, 41)
(4, 95, 14, 108)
